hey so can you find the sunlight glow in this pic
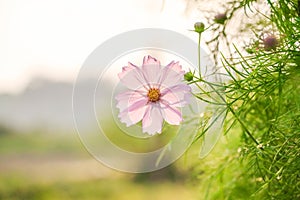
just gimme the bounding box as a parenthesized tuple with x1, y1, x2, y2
(0, 0, 201, 94)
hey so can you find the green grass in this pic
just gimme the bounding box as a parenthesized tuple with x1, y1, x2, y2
(0, 132, 197, 200)
(0, 176, 197, 200)
(0, 130, 249, 200)
(0, 132, 86, 156)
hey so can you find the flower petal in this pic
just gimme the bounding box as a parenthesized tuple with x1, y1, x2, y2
(159, 61, 185, 87)
(115, 90, 146, 111)
(118, 99, 148, 126)
(116, 90, 148, 126)
(142, 55, 162, 85)
(142, 104, 163, 135)
(166, 61, 184, 74)
(143, 55, 161, 66)
(118, 62, 149, 90)
(161, 84, 191, 107)
(160, 103, 182, 125)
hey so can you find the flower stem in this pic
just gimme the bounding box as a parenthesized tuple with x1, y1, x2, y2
(227, 105, 260, 146)
(198, 33, 202, 79)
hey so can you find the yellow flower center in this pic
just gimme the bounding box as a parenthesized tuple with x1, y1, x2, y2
(147, 88, 160, 102)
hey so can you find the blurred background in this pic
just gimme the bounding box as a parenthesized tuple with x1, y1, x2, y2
(1, 0, 293, 199)
(0, 0, 208, 199)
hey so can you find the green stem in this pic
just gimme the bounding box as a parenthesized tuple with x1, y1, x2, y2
(194, 73, 260, 146)
(198, 33, 202, 79)
(227, 106, 260, 145)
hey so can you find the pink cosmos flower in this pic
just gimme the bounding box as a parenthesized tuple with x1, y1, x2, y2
(115, 55, 191, 135)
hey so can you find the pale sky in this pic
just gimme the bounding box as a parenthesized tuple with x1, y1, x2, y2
(0, 0, 201, 94)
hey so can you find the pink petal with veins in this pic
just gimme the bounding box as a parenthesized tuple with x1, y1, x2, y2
(166, 61, 184, 74)
(161, 84, 191, 107)
(159, 61, 185, 87)
(142, 56, 162, 85)
(118, 62, 148, 90)
(160, 103, 182, 125)
(143, 55, 161, 66)
(118, 99, 148, 126)
(116, 90, 148, 126)
(142, 105, 163, 135)
(116, 90, 146, 111)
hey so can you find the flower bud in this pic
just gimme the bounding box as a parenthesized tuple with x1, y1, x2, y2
(263, 35, 279, 51)
(194, 22, 205, 33)
(184, 71, 194, 82)
(214, 13, 227, 24)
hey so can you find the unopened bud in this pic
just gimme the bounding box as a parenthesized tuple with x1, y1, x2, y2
(214, 13, 227, 24)
(263, 35, 279, 51)
(194, 22, 205, 33)
(184, 71, 194, 82)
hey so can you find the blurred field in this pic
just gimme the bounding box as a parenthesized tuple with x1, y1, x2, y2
(0, 118, 252, 200)
(0, 131, 200, 200)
